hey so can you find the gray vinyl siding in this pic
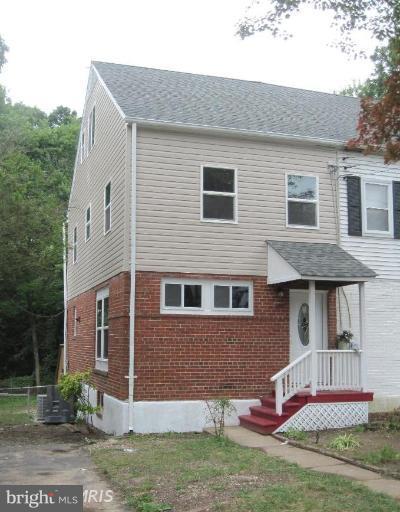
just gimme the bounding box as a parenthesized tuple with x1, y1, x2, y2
(67, 74, 129, 299)
(135, 128, 338, 275)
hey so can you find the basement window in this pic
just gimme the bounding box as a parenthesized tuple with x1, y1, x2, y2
(96, 288, 109, 371)
(201, 166, 237, 222)
(161, 279, 253, 315)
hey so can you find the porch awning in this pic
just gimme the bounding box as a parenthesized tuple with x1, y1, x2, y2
(267, 240, 377, 285)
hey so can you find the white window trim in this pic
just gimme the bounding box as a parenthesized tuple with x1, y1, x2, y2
(96, 288, 109, 371)
(85, 203, 91, 242)
(72, 226, 78, 264)
(80, 131, 85, 164)
(161, 279, 253, 316)
(73, 306, 77, 337)
(361, 178, 393, 237)
(200, 165, 238, 224)
(285, 172, 319, 230)
(104, 181, 112, 235)
(88, 106, 96, 152)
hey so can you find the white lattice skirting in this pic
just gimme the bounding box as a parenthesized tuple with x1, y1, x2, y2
(275, 402, 369, 433)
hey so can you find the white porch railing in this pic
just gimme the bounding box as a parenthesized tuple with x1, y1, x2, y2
(271, 349, 363, 415)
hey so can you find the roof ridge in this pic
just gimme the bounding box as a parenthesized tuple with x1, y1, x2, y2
(91, 60, 359, 101)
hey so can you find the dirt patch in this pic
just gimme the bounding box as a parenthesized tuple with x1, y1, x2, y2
(0, 422, 105, 445)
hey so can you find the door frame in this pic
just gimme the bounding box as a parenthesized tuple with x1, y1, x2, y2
(289, 289, 328, 361)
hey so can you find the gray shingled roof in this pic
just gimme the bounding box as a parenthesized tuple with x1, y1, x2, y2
(268, 241, 376, 279)
(93, 61, 360, 142)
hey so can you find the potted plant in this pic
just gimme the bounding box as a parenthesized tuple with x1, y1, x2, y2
(336, 330, 354, 350)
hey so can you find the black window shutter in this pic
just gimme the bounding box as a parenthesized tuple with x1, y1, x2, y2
(347, 176, 362, 236)
(393, 181, 400, 239)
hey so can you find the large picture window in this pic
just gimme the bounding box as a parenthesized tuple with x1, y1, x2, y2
(286, 174, 318, 228)
(161, 279, 252, 315)
(363, 181, 392, 234)
(201, 166, 237, 222)
(96, 288, 109, 371)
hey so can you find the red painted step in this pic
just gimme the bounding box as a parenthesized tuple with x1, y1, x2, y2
(239, 389, 374, 435)
(239, 414, 277, 435)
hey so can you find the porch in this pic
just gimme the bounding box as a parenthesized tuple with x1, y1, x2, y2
(240, 241, 376, 434)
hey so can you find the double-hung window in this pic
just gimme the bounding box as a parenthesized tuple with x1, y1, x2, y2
(363, 181, 392, 235)
(201, 166, 237, 222)
(287, 174, 318, 228)
(80, 132, 85, 163)
(161, 279, 252, 315)
(85, 205, 91, 242)
(104, 182, 111, 234)
(96, 288, 109, 370)
(88, 107, 95, 151)
(73, 226, 78, 264)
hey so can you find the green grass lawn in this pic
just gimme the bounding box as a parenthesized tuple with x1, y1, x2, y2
(0, 395, 36, 426)
(90, 433, 400, 512)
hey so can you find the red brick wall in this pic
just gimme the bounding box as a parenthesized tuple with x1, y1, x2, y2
(67, 272, 130, 400)
(67, 271, 338, 402)
(134, 272, 290, 401)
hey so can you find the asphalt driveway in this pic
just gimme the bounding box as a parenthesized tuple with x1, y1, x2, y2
(0, 423, 127, 511)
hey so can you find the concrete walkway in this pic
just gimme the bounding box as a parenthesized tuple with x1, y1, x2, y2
(222, 427, 400, 500)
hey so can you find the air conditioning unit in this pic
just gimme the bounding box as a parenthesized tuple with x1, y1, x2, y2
(36, 394, 47, 422)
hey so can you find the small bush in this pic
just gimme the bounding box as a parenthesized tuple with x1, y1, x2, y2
(361, 445, 400, 465)
(284, 428, 308, 441)
(205, 398, 236, 438)
(58, 370, 98, 418)
(329, 433, 360, 451)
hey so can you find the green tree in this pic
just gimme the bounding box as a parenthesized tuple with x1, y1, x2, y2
(0, 35, 8, 72)
(48, 106, 78, 128)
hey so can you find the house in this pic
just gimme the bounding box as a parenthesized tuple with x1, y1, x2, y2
(67, 62, 388, 436)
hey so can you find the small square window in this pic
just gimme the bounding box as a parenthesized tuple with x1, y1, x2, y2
(214, 285, 230, 308)
(184, 285, 202, 308)
(232, 286, 249, 309)
(165, 284, 181, 307)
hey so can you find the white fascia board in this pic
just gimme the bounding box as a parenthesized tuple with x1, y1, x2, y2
(126, 117, 346, 148)
(267, 245, 302, 284)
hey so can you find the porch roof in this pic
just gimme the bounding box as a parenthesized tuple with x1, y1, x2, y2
(267, 240, 377, 285)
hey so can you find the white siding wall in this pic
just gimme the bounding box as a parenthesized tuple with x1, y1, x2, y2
(67, 74, 129, 299)
(339, 152, 400, 410)
(339, 281, 400, 411)
(135, 128, 338, 274)
(339, 153, 400, 279)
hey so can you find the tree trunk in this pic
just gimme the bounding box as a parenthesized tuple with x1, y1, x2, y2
(30, 315, 41, 387)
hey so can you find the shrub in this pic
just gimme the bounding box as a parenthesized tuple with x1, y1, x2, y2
(205, 398, 236, 438)
(284, 428, 308, 441)
(329, 433, 360, 451)
(58, 370, 98, 418)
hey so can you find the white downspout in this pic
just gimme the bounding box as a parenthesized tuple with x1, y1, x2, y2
(128, 123, 137, 432)
(62, 221, 68, 374)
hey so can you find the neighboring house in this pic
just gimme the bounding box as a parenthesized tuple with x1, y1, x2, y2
(337, 154, 400, 412)
(67, 62, 381, 435)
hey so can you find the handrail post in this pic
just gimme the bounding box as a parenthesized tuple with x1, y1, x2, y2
(359, 282, 367, 390)
(309, 280, 317, 395)
(276, 379, 283, 416)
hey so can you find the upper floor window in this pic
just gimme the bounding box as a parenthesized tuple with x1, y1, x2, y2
(161, 279, 253, 315)
(287, 174, 318, 228)
(363, 181, 392, 235)
(96, 288, 109, 369)
(85, 205, 91, 242)
(73, 226, 78, 264)
(80, 131, 85, 163)
(201, 166, 237, 222)
(88, 107, 96, 151)
(104, 182, 112, 234)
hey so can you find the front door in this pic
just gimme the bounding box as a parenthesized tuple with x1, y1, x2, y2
(289, 290, 327, 361)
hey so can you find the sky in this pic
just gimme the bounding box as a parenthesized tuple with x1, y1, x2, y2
(1, 0, 378, 115)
